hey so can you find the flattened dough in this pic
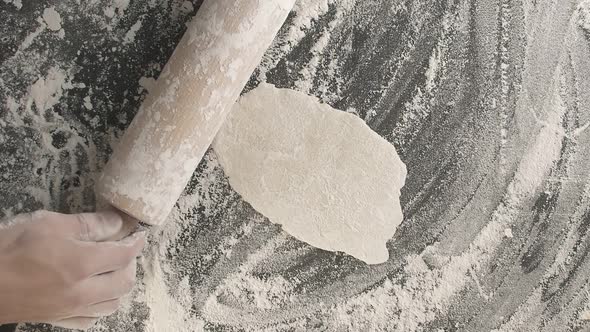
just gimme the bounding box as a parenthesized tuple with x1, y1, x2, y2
(213, 84, 406, 264)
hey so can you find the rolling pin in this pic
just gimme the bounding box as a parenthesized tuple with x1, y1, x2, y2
(97, 0, 296, 226)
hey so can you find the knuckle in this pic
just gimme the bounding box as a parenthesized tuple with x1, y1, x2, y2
(10, 212, 34, 226)
(31, 209, 59, 221)
(72, 260, 95, 280)
(16, 211, 59, 237)
(30, 210, 49, 219)
(56, 269, 76, 287)
(58, 269, 82, 288)
(66, 264, 96, 287)
(118, 246, 138, 265)
(66, 290, 88, 309)
(13, 220, 49, 245)
(58, 251, 94, 283)
(13, 227, 38, 246)
(76, 213, 91, 241)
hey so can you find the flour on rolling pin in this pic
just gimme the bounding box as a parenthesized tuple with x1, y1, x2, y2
(97, 0, 296, 225)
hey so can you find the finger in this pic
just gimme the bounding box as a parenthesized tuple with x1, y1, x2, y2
(49, 317, 98, 330)
(69, 298, 122, 318)
(115, 210, 141, 241)
(65, 210, 138, 242)
(80, 258, 137, 303)
(100, 208, 141, 241)
(75, 232, 146, 276)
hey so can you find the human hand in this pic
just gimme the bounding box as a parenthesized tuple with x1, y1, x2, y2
(0, 210, 146, 330)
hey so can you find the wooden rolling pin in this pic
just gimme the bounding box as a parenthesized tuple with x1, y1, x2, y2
(97, 0, 296, 226)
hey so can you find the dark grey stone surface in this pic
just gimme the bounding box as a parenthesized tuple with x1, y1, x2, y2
(2, 0, 590, 331)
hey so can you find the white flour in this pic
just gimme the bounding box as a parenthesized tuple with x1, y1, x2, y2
(123, 19, 143, 45)
(3, 0, 590, 331)
(42, 7, 62, 32)
(3, 0, 22, 10)
(29, 67, 71, 112)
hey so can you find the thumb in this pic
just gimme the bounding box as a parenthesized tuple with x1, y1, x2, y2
(72, 210, 138, 242)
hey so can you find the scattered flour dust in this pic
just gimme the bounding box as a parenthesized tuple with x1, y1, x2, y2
(123, 18, 143, 45)
(84, 95, 93, 110)
(143, 255, 205, 332)
(105, 0, 131, 18)
(218, 274, 295, 310)
(15, 6, 65, 52)
(393, 35, 445, 147)
(4, 66, 90, 210)
(327, 64, 566, 331)
(138, 190, 208, 332)
(138, 76, 157, 93)
(1, 1, 581, 331)
(293, 0, 355, 95)
(201, 234, 298, 326)
(29, 67, 73, 112)
(290, 0, 332, 41)
(42, 7, 62, 31)
(3, 0, 22, 10)
(18, 21, 46, 52)
(256, 0, 336, 82)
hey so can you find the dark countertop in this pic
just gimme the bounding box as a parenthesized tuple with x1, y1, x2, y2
(2, 0, 590, 331)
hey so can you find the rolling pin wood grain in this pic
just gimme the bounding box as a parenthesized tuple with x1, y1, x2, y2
(97, 0, 296, 226)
